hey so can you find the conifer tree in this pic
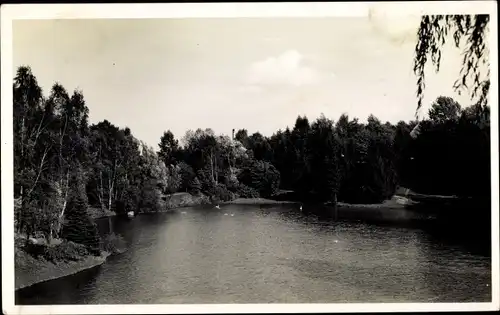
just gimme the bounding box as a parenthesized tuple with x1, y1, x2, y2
(61, 173, 101, 255)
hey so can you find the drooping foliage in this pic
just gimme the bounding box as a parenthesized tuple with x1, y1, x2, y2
(414, 15, 490, 113)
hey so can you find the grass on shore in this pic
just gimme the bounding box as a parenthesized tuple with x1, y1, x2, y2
(15, 234, 110, 290)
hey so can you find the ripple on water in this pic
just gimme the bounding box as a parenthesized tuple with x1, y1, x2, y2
(16, 205, 492, 304)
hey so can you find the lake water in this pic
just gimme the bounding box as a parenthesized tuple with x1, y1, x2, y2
(16, 204, 491, 304)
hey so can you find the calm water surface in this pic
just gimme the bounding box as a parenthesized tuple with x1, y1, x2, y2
(16, 204, 491, 304)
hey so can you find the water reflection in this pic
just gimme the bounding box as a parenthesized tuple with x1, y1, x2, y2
(16, 205, 491, 304)
(16, 265, 103, 304)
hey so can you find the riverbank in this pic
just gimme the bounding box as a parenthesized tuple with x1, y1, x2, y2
(93, 191, 413, 217)
(331, 198, 430, 223)
(143, 192, 421, 222)
(223, 197, 297, 205)
(15, 242, 110, 290)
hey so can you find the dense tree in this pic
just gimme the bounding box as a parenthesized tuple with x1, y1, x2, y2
(13, 66, 47, 233)
(238, 160, 280, 198)
(177, 161, 196, 192)
(290, 116, 312, 196)
(306, 115, 342, 202)
(269, 128, 295, 190)
(13, 66, 491, 253)
(409, 102, 490, 198)
(88, 121, 130, 212)
(428, 96, 462, 124)
(158, 130, 179, 166)
(235, 129, 250, 148)
(135, 144, 181, 212)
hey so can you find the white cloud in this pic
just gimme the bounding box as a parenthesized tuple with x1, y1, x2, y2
(246, 50, 322, 87)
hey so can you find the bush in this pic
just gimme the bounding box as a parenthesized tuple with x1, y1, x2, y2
(236, 184, 260, 198)
(139, 179, 165, 213)
(101, 232, 126, 255)
(188, 176, 202, 195)
(209, 184, 235, 203)
(24, 241, 90, 263)
(223, 168, 240, 192)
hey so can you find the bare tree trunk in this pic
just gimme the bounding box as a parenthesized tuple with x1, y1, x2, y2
(332, 192, 338, 220)
(98, 171, 105, 211)
(18, 116, 26, 233)
(108, 160, 117, 212)
(120, 172, 128, 200)
(210, 151, 215, 183)
(26, 147, 50, 199)
(215, 154, 218, 184)
(18, 188, 24, 233)
(108, 179, 113, 212)
(56, 171, 70, 236)
(49, 228, 53, 244)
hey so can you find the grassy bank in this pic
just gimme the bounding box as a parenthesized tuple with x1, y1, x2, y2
(15, 250, 110, 291)
(15, 235, 110, 290)
(14, 231, 126, 291)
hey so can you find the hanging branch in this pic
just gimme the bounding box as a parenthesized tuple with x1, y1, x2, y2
(413, 14, 490, 117)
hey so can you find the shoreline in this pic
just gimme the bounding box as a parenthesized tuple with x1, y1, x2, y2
(223, 197, 298, 205)
(15, 251, 110, 291)
(13, 193, 449, 291)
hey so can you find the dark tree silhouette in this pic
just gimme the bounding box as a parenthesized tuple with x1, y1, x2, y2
(158, 130, 179, 166)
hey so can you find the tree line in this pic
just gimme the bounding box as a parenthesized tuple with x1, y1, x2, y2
(13, 66, 491, 250)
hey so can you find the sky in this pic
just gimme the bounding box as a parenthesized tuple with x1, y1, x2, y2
(12, 17, 475, 147)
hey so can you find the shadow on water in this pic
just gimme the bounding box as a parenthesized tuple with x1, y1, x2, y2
(15, 265, 104, 305)
(16, 203, 491, 304)
(405, 198, 492, 257)
(293, 201, 492, 257)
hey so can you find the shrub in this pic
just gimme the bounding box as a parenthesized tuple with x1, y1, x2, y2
(188, 176, 202, 195)
(101, 232, 127, 255)
(223, 167, 240, 192)
(24, 241, 90, 263)
(210, 184, 235, 203)
(236, 184, 260, 198)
